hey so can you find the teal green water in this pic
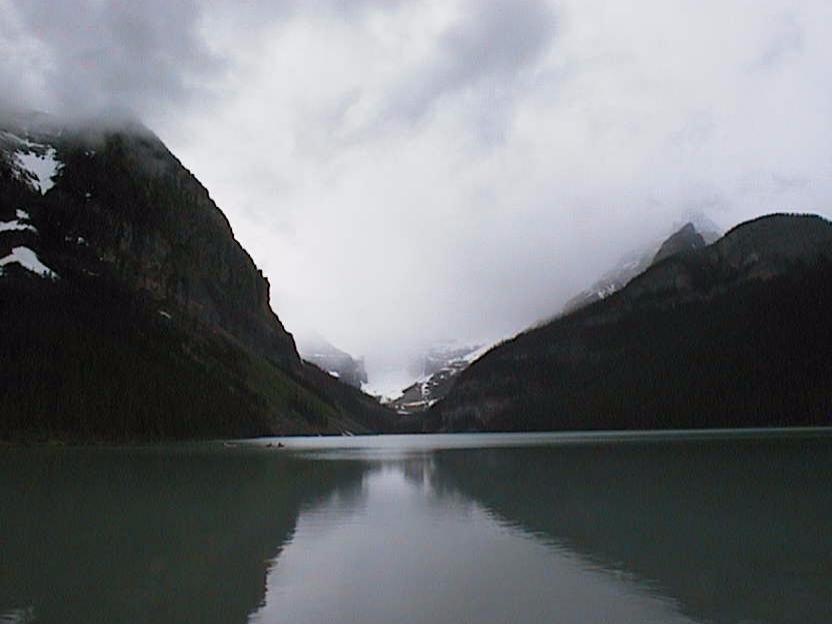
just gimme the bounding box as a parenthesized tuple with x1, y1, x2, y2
(2, 430, 831, 623)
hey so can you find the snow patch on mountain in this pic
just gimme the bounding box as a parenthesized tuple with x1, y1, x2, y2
(462, 343, 494, 363)
(1, 131, 62, 194)
(15, 147, 60, 194)
(0, 246, 59, 280)
(0, 210, 37, 234)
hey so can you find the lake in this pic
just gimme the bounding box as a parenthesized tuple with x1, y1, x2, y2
(2, 430, 831, 623)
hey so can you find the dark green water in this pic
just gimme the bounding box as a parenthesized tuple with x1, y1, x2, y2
(2, 430, 831, 624)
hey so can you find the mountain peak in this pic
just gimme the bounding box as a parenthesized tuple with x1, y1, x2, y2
(562, 215, 721, 316)
(651, 222, 707, 266)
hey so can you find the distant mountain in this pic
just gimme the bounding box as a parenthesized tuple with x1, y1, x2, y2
(296, 332, 368, 389)
(563, 218, 721, 315)
(387, 343, 488, 415)
(0, 112, 393, 441)
(428, 214, 832, 432)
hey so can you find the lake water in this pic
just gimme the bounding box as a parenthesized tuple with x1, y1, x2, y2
(2, 430, 831, 624)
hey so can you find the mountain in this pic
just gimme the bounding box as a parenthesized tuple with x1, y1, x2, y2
(296, 332, 368, 389)
(0, 112, 393, 441)
(397, 221, 717, 419)
(562, 218, 720, 315)
(650, 222, 706, 265)
(387, 343, 486, 415)
(428, 214, 832, 432)
(394, 222, 717, 419)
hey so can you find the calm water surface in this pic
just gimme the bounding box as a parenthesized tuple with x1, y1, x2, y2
(2, 430, 831, 623)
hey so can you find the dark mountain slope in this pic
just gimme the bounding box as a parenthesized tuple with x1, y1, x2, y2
(650, 222, 705, 265)
(0, 115, 392, 441)
(3, 118, 298, 368)
(429, 214, 832, 432)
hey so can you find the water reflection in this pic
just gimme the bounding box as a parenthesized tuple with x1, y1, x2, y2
(253, 458, 697, 624)
(430, 437, 832, 624)
(0, 446, 368, 624)
(2, 432, 830, 624)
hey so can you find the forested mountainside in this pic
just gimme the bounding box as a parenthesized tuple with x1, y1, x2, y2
(428, 214, 832, 432)
(0, 112, 393, 441)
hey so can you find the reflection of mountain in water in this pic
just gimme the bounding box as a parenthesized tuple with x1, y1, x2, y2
(5, 437, 830, 624)
(431, 438, 832, 624)
(253, 455, 697, 624)
(0, 447, 368, 624)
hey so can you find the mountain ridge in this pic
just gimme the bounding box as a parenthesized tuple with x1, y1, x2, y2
(562, 219, 721, 315)
(428, 213, 832, 432)
(396, 221, 722, 422)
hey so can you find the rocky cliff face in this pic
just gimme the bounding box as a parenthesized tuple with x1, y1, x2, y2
(0, 112, 392, 440)
(429, 214, 832, 432)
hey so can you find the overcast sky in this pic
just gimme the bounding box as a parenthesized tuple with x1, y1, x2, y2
(3, 0, 832, 385)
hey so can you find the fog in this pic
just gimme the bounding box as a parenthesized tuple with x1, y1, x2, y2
(3, 0, 832, 385)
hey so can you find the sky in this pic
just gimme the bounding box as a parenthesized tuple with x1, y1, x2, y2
(2, 0, 832, 388)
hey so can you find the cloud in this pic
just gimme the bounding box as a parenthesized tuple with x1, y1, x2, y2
(0, 0, 402, 122)
(1, 0, 217, 120)
(385, 0, 556, 127)
(753, 11, 804, 69)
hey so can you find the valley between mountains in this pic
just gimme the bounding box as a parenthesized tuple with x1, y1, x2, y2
(2, 112, 830, 441)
